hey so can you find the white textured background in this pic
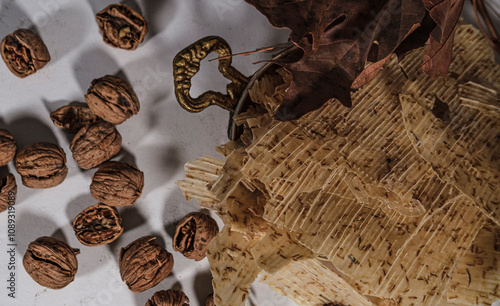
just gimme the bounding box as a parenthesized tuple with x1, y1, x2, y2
(0, 1, 498, 306)
(0, 0, 292, 305)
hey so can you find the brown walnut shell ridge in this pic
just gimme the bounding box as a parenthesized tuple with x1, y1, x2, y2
(119, 235, 174, 293)
(0, 174, 17, 213)
(15, 142, 68, 188)
(145, 289, 190, 306)
(90, 161, 144, 206)
(85, 75, 140, 125)
(23, 236, 79, 289)
(0, 128, 16, 166)
(70, 121, 122, 170)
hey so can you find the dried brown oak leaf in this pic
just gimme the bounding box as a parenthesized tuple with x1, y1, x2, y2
(85, 75, 140, 125)
(15, 142, 68, 188)
(96, 3, 148, 50)
(0, 28, 50, 78)
(23, 236, 79, 289)
(120, 236, 174, 292)
(70, 121, 122, 170)
(0, 174, 16, 213)
(173, 212, 219, 261)
(90, 161, 144, 206)
(245, 0, 462, 120)
(50, 105, 99, 133)
(0, 128, 16, 166)
(422, 0, 464, 78)
(145, 289, 190, 306)
(73, 203, 123, 246)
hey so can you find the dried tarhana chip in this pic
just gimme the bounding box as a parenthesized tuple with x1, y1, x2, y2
(447, 220, 500, 305)
(176, 156, 224, 210)
(249, 226, 314, 274)
(400, 84, 500, 225)
(261, 258, 376, 306)
(398, 24, 500, 225)
(207, 227, 262, 305)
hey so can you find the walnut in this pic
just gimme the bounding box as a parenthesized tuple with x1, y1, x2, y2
(1, 29, 50, 78)
(96, 3, 148, 50)
(205, 294, 214, 306)
(0, 128, 16, 166)
(70, 121, 122, 170)
(145, 289, 190, 306)
(120, 236, 174, 292)
(50, 105, 99, 133)
(85, 75, 140, 124)
(0, 174, 16, 213)
(15, 142, 68, 188)
(90, 161, 144, 206)
(173, 212, 219, 261)
(73, 203, 123, 246)
(23, 236, 79, 289)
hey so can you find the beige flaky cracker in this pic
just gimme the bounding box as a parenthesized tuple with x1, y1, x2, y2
(399, 24, 500, 225)
(249, 226, 314, 274)
(176, 156, 224, 209)
(207, 226, 262, 305)
(261, 258, 376, 306)
(447, 220, 500, 305)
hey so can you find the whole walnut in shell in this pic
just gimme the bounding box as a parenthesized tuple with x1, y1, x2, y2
(23, 236, 79, 289)
(145, 289, 190, 306)
(1, 29, 50, 78)
(15, 142, 68, 188)
(70, 121, 122, 170)
(0, 128, 16, 166)
(73, 203, 123, 246)
(85, 75, 140, 124)
(90, 161, 144, 206)
(120, 236, 174, 292)
(0, 174, 16, 213)
(173, 212, 219, 261)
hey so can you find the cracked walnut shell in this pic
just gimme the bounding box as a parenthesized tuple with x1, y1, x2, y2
(145, 289, 190, 306)
(0, 128, 16, 166)
(23, 236, 79, 289)
(50, 105, 99, 133)
(1, 29, 50, 78)
(73, 203, 123, 246)
(96, 3, 148, 50)
(85, 75, 140, 125)
(15, 142, 68, 188)
(70, 121, 122, 170)
(90, 161, 144, 206)
(119, 236, 174, 292)
(173, 212, 219, 261)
